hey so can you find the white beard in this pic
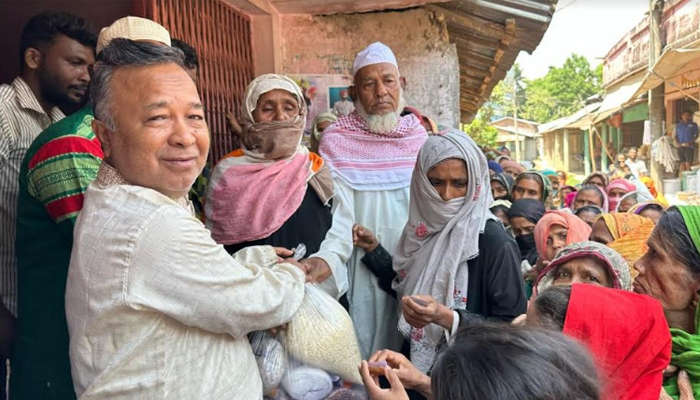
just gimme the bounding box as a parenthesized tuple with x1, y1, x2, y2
(355, 91, 406, 135)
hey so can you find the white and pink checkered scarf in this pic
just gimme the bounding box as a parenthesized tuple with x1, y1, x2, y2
(318, 111, 428, 191)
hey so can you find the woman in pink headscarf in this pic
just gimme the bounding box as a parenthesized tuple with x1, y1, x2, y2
(606, 179, 636, 212)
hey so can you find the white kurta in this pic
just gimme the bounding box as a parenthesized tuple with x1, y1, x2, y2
(66, 165, 306, 400)
(325, 178, 408, 358)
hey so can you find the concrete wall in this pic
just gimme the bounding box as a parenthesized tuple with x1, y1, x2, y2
(278, 8, 460, 128)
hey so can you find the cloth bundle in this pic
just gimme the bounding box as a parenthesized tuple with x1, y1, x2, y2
(652, 136, 679, 173)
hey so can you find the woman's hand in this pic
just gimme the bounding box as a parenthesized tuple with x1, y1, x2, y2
(512, 314, 527, 326)
(353, 224, 379, 253)
(660, 370, 695, 400)
(368, 350, 431, 393)
(402, 295, 453, 330)
(360, 361, 409, 400)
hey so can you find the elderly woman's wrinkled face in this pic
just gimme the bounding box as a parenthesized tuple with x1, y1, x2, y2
(253, 89, 299, 122)
(552, 256, 612, 288)
(634, 230, 700, 313)
(546, 224, 568, 261)
(573, 189, 602, 211)
(513, 177, 542, 202)
(589, 219, 614, 245)
(93, 63, 209, 199)
(427, 158, 468, 202)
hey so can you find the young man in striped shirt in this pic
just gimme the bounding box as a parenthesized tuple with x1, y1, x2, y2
(0, 11, 95, 400)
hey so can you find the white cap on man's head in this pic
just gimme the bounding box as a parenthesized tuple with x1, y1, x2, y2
(97, 16, 171, 54)
(352, 42, 398, 77)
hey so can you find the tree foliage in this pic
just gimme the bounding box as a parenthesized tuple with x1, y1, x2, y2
(462, 105, 498, 148)
(486, 54, 602, 124)
(521, 54, 602, 123)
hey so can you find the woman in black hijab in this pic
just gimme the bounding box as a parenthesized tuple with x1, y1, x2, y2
(508, 199, 546, 299)
(490, 172, 514, 201)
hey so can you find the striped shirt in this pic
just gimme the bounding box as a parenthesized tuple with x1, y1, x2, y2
(0, 77, 65, 316)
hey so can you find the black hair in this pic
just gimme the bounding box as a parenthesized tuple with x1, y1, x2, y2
(575, 205, 603, 217)
(171, 38, 199, 71)
(19, 11, 96, 68)
(431, 322, 600, 400)
(533, 285, 572, 331)
(656, 208, 700, 278)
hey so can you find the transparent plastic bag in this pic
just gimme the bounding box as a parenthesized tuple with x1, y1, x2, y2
(251, 283, 364, 399)
(285, 284, 362, 384)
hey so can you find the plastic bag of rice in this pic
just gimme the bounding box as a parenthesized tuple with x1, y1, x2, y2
(282, 284, 363, 384)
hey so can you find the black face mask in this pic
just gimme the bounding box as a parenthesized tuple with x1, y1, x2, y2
(515, 233, 536, 257)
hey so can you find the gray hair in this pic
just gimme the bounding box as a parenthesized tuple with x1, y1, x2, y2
(90, 38, 186, 130)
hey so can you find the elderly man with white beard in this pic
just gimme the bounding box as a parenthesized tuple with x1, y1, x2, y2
(319, 42, 428, 357)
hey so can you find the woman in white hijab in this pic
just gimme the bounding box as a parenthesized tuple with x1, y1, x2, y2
(354, 130, 526, 373)
(205, 74, 347, 299)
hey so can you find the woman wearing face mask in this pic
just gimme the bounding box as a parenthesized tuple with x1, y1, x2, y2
(205, 74, 347, 299)
(508, 199, 547, 299)
(352, 130, 526, 373)
(606, 179, 636, 212)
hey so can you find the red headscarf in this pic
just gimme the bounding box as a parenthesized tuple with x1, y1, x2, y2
(564, 284, 671, 400)
(533, 210, 592, 262)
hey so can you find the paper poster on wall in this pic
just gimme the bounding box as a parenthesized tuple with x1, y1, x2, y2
(286, 74, 353, 139)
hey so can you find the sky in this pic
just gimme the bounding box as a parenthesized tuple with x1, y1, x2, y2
(516, 0, 650, 79)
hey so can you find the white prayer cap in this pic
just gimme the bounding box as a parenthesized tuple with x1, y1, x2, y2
(97, 17, 171, 54)
(352, 42, 399, 77)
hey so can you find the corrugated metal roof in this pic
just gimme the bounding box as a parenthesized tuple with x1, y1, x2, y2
(431, 0, 557, 122)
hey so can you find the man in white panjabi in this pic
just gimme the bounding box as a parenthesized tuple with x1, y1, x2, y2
(65, 38, 305, 399)
(318, 42, 428, 357)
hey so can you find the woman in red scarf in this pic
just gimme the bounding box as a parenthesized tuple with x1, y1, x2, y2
(530, 284, 671, 400)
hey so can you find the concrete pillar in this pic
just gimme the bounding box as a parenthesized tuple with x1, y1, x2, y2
(584, 129, 591, 176)
(601, 124, 609, 171)
(563, 129, 570, 172)
(554, 129, 561, 169)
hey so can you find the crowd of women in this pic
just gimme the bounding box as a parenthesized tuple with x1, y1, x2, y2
(203, 70, 700, 400)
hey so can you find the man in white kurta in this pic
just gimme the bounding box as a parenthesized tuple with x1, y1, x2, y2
(319, 43, 428, 357)
(66, 39, 305, 399)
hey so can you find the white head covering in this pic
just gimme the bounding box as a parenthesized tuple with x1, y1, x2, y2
(97, 17, 171, 54)
(243, 74, 305, 123)
(352, 42, 399, 76)
(393, 129, 496, 372)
